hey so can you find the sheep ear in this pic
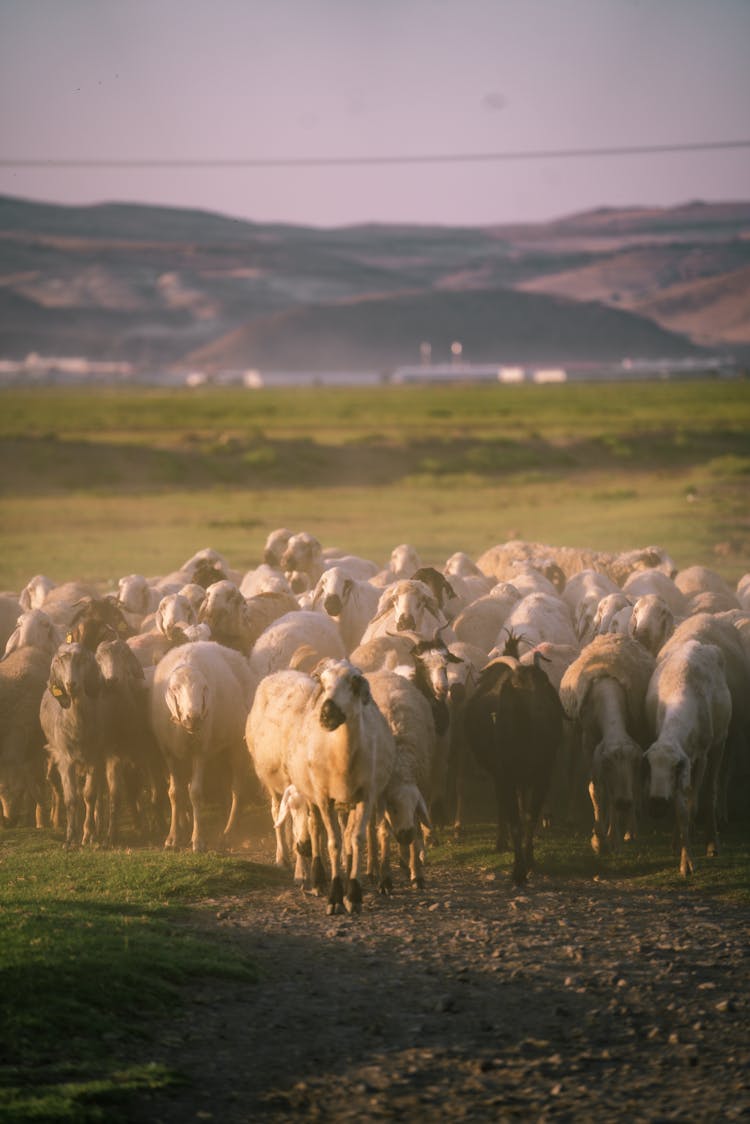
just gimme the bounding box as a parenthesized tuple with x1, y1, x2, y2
(342, 579, 354, 599)
(352, 673, 370, 703)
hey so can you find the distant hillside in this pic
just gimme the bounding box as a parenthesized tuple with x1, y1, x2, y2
(0, 194, 747, 370)
(185, 287, 705, 372)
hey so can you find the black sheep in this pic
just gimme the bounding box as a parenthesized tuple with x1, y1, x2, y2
(464, 648, 564, 884)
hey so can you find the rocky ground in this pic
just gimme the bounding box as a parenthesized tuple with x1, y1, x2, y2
(135, 820, 750, 1123)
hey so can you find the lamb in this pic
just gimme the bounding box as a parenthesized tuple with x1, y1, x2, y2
(248, 610, 346, 682)
(245, 669, 317, 877)
(360, 579, 453, 644)
(644, 640, 732, 876)
(40, 642, 104, 846)
(249, 658, 396, 913)
(627, 594, 675, 655)
(0, 645, 51, 827)
(150, 640, 257, 852)
(198, 581, 299, 656)
(451, 583, 522, 655)
(310, 566, 380, 653)
(464, 650, 565, 884)
(366, 669, 434, 889)
(560, 634, 656, 853)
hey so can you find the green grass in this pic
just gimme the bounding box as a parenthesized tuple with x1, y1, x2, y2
(0, 831, 284, 1123)
(429, 822, 750, 903)
(1, 380, 749, 590)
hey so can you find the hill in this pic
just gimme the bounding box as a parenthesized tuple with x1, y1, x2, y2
(0, 194, 747, 372)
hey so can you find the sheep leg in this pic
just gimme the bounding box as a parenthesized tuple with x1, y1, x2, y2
(81, 765, 100, 846)
(588, 779, 608, 855)
(704, 740, 724, 858)
(57, 759, 80, 846)
(675, 788, 693, 877)
(343, 799, 368, 913)
(309, 804, 329, 897)
(189, 756, 208, 853)
(376, 816, 393, 895)
(164, 762, 189, 850)
(505, 788, 526, 886)
(221, 747, 245, 848)
(492, 775, 509, 852)
(105, 756, 122, 847)
(317, 799, 346, 915)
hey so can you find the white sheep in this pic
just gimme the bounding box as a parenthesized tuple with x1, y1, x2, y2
(198, 581, 299, 655)
(359, 579, 453, 644)
(281, 531, 379, 586)
(310, 565, 380, 654)
(239, 564, 294, 599)
(150, 640, 257, 852)
(563, 570, 621, 645)
(0, 645, 51, 827)
(4, 609, 62, 659)
(367, 668, 434, 889)
(737, 573, 750, 611)
(675, 566, 739, 613)
(371, 543, 423, 588)
(450, 583, 522, 656)
(497, 592, 578, 656)
(622, 569, 688, 619)
(644, 640, 732, 877)
(248, 610, 345, 682)
(19, 574, 56, 611)
(560, 634, 656, 853)
(476, 540, 676, 586)
(628, 594, 675, 655)
(590, 592, 634, 639)
(252, 658, 396, 913)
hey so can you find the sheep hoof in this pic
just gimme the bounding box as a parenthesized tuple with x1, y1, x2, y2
(411, 876, 425, 890)
(378, 876, 393, 896)
(706, 841, 719, 858)
(345, 879, 363, 914)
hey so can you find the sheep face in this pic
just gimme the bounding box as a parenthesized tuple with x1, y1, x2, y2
(4, 609, 59, 657)
(48, 643, 101, 708)
(165, 665, 209, 734)
(157, 593, 197, 640)
(386, 782, 431, 845)
(95, 638, 145, 687)
(645, 740, 689, 811)
(593, 738, 641, 812)
(629, 595, 674, 655)
(117, 574, 151, 616)
(314, 568, 353, 617)
(389, 581, 439, 634)
(20, 574, 55, 611)
(263, 527, 294, 568)
(314, 659, 370, 732)
(281, 532, 321, 576)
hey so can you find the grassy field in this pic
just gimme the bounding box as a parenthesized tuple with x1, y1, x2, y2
(1, 379, 749, 590)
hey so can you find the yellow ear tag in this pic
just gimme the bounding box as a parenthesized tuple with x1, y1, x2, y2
(51, 685, 63, 697)
(66, 633, 73, 643)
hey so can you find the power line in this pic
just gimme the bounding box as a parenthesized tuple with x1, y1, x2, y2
(1, 139, 749, 169)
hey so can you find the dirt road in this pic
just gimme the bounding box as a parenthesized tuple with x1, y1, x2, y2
(137, 826, 749, 1123)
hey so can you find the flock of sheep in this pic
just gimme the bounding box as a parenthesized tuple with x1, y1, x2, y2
(1, 529, 749, 911)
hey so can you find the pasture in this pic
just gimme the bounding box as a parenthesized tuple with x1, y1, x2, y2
(1, 378, 749, 590)
(1, 377, 749, 1121)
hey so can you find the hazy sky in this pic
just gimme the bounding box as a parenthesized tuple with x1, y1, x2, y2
(1, 0, 748, 228)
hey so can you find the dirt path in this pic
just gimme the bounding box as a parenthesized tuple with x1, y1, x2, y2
(137, 823, 750, 1123)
